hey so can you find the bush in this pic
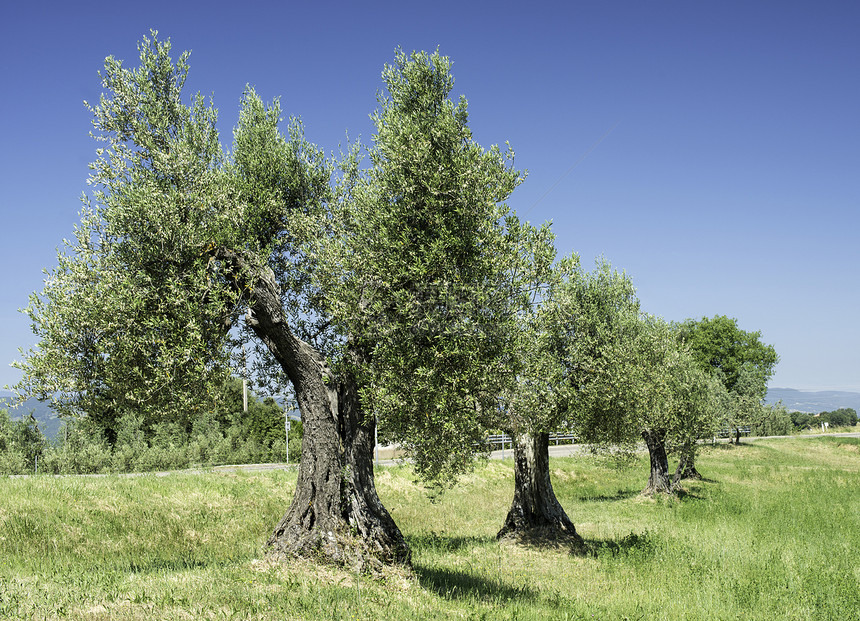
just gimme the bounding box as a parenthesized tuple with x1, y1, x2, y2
(791, 411, 814, 431)
(820, 408, 858, 428)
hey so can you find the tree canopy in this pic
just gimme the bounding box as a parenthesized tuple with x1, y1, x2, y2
(13, 34, 532, 567)
(677, 315, 778, 398)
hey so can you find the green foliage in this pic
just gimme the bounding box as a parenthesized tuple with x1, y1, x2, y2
(502, 260, 727, 462)
(317, 49, 528, 484)
(505, 256, 644, 445)
(13, 31, 237, 434)
(819, 407, 858, 427)
(0, 381, 301, 475)
(0, 409, 47, 473)
(791, 407, 858, 431)
(677, 315, 778, 398)
(747, 401, 793, 436)
(626, 318, 726, 451)
(790, 410, 815, 430)
(676, 316, 779, 444)
(14, 36, 532, 492)
(554, 259, 647, 445)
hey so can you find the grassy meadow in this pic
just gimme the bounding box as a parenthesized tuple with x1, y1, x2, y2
(1, 436, 858, 620)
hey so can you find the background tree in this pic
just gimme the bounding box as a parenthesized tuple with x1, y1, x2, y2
(746, 401, 792, 437)
(791, 411, 815, 431)
(496, 256, 644, 541)
(0, 409, 47, 474)
(14, 37, 525, 569)
(667, 354, 727, 484)
(677, 315, 778, 443)
(623, 317, 724, 495)
(820, 408, 858, 428)
(626, 316, 679, 495)
(677, 315, 779, 395)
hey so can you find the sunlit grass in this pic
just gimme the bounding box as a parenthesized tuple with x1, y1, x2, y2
(1, 437, 858, 619)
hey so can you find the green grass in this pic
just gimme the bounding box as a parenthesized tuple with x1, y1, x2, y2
(1, 437, 858, 619)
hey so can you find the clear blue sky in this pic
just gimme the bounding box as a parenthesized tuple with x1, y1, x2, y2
(1, 1, 858, 392)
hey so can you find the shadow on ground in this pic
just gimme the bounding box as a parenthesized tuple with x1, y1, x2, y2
(573, 488, 639, 502)
(414, 563, 540, 603)
(584, 530, 657, 559)
(409, 533, 541, 602)
(406, 533, 494, 553)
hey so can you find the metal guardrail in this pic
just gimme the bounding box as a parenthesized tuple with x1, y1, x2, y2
(483, 432, 577, 451)
(716, 426, 751, 438)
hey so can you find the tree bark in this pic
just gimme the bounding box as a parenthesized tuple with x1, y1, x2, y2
(672, 448, 702, 486)
(642, 428, 673, 495)
(219, 250, 410, 569)
(497, 432, 583, 546)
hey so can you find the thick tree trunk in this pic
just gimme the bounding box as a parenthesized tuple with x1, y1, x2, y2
(642, 428, 673, 495)
(266, 365, 410, 569)
(219, 250, 409, 569)
(497, 432, 583, 545)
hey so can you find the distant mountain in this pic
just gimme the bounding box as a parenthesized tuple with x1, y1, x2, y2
(0, 390, 62, 440)
(766, 388, 860, 415)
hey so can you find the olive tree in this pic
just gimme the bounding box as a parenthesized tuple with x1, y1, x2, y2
(14, 36, 523, 568)
(667, 354, 728, 485)
(496, 256, 644, 541)
(630, 318, 725, 494)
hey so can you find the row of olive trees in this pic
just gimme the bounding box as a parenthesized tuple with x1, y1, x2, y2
(492, 269, 781, 544)
(12, 34, 777, 568)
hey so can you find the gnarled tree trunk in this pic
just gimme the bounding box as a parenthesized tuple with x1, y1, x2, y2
(497, 432, 583, 545)
(266, 361, 409, 569)
(641, 428, 673, 495)
(221, 250, 410, 569)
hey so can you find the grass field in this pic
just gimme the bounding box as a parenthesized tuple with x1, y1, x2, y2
(1, 436, 858, 620)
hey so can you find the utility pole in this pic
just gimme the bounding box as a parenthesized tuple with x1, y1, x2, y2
(242, 376, 248, 412)
(243, 309, 251, 412)
(285, 410, 291, 466)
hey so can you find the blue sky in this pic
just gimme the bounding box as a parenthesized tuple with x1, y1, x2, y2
(1, 1, 858, 392)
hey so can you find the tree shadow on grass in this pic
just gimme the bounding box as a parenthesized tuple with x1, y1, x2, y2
(583, 530, 657, 560)
(408, 533, 541, 603)
(406, 532, 494, 554)
(573, 488, 639, 502)
(710, 441, 756, 452)
(414, 563, 540, 603)
(671, 486, 707, 501)
(124, 555, 212, 574)
(692, 475, 718, 484)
